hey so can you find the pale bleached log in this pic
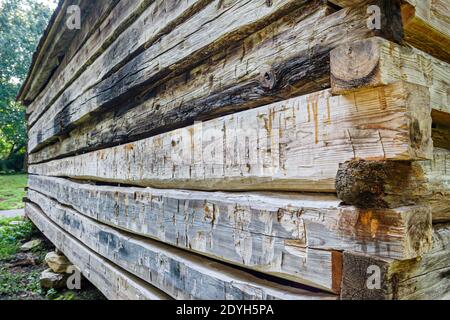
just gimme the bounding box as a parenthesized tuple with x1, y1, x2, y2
(26, 195, 337, 300)
(341, 223, 450, 300)
(29, 82, 433, 192)
(29, 175, 434, 288)
(25, 203, 171, 300)
(27, 187, 339, 292)
(336, 148, 450, 222)
(27, 0, 208, 124)
(27, 0, 312, 153)
(330, 37, 449, 117)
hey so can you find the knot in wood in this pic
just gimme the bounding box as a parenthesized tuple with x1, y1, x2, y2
(259, 65, 276, 90)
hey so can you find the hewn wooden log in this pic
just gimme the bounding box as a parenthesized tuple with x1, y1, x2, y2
(26, 195, 337, 300)
(330, 37, 449, 117)
(341, 223, 450, 300)
(29, 82, 432, 192)
(401, 0, 450, 63)
(25, 203, 171, 300)
(27, 0, 209, 124)
(27, 186, 342, 292)
(336, 148, 450, 222)
(28, 175, 433, 283)
(28, 3, 377, 164)
(27, 0, 316, 153)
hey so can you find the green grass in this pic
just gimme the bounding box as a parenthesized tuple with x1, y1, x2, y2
(0, 174, 27, 210)
(0, 217, 36, 262)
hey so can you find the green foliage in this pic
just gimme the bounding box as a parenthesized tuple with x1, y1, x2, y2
(0, 217, 36, 261)
(0, 266, 43, 297)
(0, 0, 54, 171)
(0, 174, 28, 210)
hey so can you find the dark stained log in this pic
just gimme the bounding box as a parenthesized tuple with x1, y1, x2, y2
(336, 148, 450, 222)
(29, 83, 433, 193)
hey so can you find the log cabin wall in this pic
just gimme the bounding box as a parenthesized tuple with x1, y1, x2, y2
(18, 0, 449, 300)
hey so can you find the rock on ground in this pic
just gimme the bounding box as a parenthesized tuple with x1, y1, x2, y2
(40, 269, 69, 289)
(45, 251, 72, 273)
(20, 239, 42, 252)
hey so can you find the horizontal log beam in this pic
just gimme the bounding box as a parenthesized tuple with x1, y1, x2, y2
(25, 203, 171, 300)
(341, 223, 450, 300)
(28, 0, 315, 153)
(29, 82, 433, 192)
(336, 148, 450, 222)
(330, 37, 449, 117)
(26, 194, 337, 300)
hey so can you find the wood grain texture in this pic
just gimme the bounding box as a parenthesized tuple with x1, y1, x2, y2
(27, 0, 312, 153)
(28, 0, 209, 125)
(402, 0, 450, 63)
(341, 223, 450, 300)
(25, 203, 171, 300)
(336, 148, 450, 222)
(27, 185, 340, 292)
(29, 82, 432, 192)
(28, 176, 434, 286)
(26, 194, 337, 300)
(28, 3, 371, 164)
(330, 37, 449, 116)
(29, 2, 412, 165)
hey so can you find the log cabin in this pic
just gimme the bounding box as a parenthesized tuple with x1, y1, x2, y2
(19, 0, 449, 300)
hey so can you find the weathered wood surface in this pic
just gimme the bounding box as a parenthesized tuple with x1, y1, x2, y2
(26, 0, 147, 117)
(28, 175, 434, 283)
(27, 186, 339, 292)
(330, 37, 449, 116)
(25, 203, 171, 300)
(29, 82, 432, 192)
(336, 148, 450, 222)
(28, 2, 412, 166)
(26, 194, 337, 300)
(401, 0, 450, 63)
(28, 3, 381, 164)
(28, 0, 314, 153)
(341, 223, 450, 300)
(28, 0, 209, 124)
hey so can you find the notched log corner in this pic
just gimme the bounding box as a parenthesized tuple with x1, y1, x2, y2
(335, 159, 419, 208)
